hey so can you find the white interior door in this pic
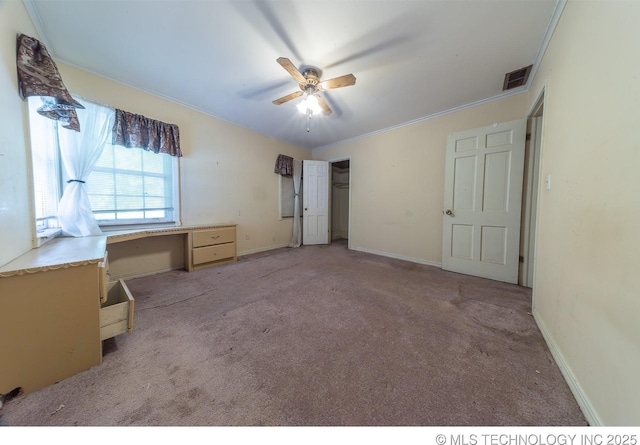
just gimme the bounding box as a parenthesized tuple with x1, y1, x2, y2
(442, 119, 526, 284)
(303, 160, 329, 245)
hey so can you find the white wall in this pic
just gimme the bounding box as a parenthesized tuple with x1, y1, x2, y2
(314, 94, 528, 265)
(0, 1, 39, 266)
(527, 0, 640, 425)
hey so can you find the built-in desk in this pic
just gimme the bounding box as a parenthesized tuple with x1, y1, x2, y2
(106, 224, 237, 276)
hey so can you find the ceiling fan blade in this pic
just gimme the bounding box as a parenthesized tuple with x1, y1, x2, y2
(319, 73, 356, 90)
(276, 57, 306, 84)
(272, 90, 303, 105)
(317, 95, 332, 116)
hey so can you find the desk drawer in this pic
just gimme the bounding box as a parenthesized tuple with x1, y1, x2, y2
(100, 279, 134, 341)
(193, 227, 235, 248)
(193, 242, 236, 265)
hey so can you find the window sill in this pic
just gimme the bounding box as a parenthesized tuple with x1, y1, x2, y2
(99, 222, 180, 233)
(35, 228, 62, 248)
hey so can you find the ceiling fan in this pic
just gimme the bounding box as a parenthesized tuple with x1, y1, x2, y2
(272, 57, 356, 120)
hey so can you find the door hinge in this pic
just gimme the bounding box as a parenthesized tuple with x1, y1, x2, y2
(519, 255, 525, 263)
(526, 133, 531, 141)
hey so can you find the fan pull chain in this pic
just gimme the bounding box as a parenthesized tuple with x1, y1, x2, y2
(306, 108, 312, 133)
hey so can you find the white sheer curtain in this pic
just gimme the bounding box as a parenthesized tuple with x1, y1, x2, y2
(57, 100, 115, 237)
(288, 159, 302, 247)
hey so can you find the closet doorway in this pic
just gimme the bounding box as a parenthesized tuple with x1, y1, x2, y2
(330, 159, 350, 246)
(519, 92, 544, 288)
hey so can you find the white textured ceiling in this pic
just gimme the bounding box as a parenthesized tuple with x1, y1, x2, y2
(24, 0, 561, 149)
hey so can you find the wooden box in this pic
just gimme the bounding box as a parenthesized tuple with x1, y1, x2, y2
(100, 279, 135, 341)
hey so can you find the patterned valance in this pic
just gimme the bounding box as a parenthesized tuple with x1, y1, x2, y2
(16, 33, 84, 132)
(112, 109, 182, 157)
(274, 154, 294, 176)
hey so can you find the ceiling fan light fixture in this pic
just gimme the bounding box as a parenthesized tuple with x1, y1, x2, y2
(296, 93, 322, 116)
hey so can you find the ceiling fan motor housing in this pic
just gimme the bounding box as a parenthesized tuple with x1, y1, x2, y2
(301, 68, 320, 92)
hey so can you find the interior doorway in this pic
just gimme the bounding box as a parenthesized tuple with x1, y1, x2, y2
(330, 159, 350, 246)
(519, 92, 544, 287)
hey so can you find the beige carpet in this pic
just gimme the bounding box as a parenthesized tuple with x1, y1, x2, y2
(0, 241, 587, 426)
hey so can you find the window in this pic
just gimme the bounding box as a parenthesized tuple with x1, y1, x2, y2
(88, 143, 178, 225)
(279, 174, 302, 219)
(27, 97, 179, 235)
(279, 175, 295, 218)
(27, 97, 62, 238)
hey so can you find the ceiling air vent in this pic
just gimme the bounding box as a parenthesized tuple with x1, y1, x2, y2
(503, 65, 533, 91)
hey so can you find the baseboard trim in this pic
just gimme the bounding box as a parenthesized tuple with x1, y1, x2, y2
(111, 267, 177, 281)
(238, 243, 291, 257)
(533, 309, 602, 426)
(239, 243, 443, 269)
(350, 246, 442, 269)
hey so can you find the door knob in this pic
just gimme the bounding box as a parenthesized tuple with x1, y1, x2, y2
(444, 209, 454, 216)
(304, 207, 308, 211)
